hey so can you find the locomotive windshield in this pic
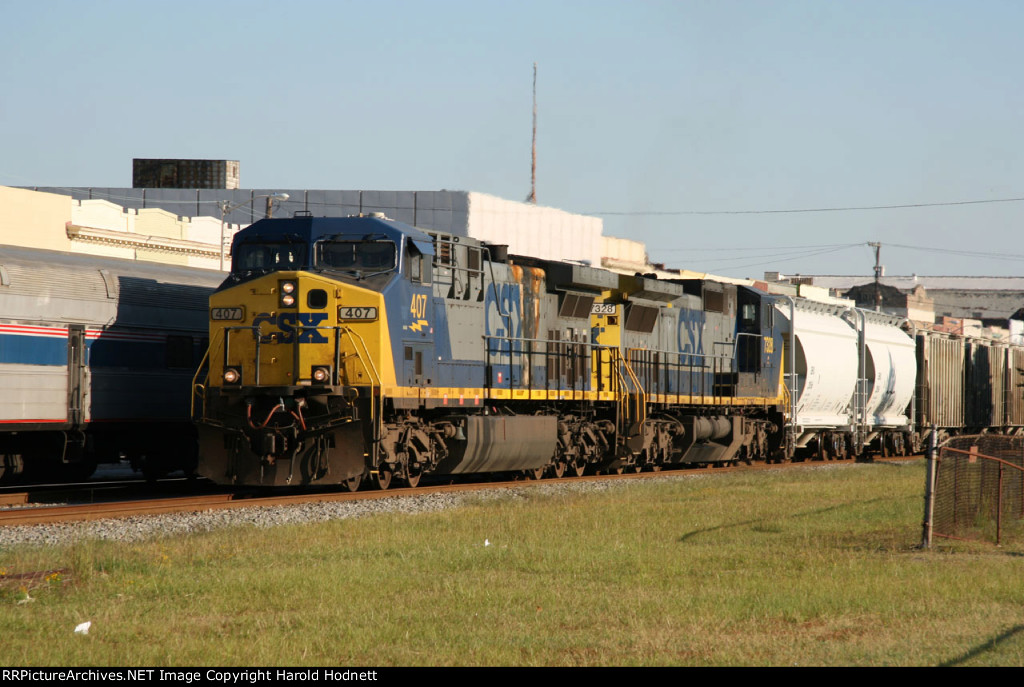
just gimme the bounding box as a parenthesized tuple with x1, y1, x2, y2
(233, 241, 307, 275)
(316, 239, 397, 278)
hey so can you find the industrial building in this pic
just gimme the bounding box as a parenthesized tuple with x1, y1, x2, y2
(27, 186, 604, 269)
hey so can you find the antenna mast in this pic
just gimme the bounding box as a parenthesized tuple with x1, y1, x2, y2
(528, 62, 537, 204)
(868, 241, 882, 311)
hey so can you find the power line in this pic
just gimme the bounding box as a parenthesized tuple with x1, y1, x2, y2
(658, 242, 856, 254)
(887, 242, 1024, 262)
(650, 240, 1024, 275)
(590, 196, 1024, 216)
(692, 244, 863, 272)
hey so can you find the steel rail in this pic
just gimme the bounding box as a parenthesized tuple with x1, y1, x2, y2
(0, 455, 923, 528)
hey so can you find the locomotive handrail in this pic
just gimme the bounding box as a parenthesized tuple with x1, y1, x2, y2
(221, 324, 263, 385)
(335, 326, 383, 460)
(624, 345, 733, 406)
(279, 322, 384, 392)
(217, 322, 382, 392)
(481, 334, 734, 403)
(190, 327, 226, 422)
(482, 334, 610, 392)
(337, 326, 383, 387)
(734, 331, 765, 378)
(619, 349, 647, 430)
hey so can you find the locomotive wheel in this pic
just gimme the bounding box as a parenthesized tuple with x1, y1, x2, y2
(371, 468, 393, 490)
(0, 453, 24, 484)
(570, 458, 586, 478)
(402, 448, 424, 488)
(526, 466, 545, 480)
(342, 474, 362, 492)
(550, 460, 566, 479)
(837, 438, 850, 461)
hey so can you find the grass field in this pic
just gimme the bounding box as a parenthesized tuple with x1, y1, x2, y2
(2, 460, 1024, 666)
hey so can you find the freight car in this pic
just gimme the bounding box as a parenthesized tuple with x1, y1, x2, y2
(915, 329, 1024, 443)
(777, 298, 917, 460)
(0, 245, 221, 483)
(193, 213, 938, 489)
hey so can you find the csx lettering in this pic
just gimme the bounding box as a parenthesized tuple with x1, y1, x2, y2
(763, 336, 774, 354)
(677, 309, 705, 365)
(251, 312, 329, 343)
(484, 283, 523, 357)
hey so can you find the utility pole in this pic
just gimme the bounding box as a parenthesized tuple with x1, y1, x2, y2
(527, 62, 537, 205)
(868, 241, 882, 311)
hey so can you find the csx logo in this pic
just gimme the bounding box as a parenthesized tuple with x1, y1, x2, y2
(251, 312, 329, 344)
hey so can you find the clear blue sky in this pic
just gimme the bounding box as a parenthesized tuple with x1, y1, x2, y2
(3, 0, 1023, 279)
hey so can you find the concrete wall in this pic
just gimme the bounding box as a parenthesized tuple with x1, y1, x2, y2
(0, 186, 73, 251)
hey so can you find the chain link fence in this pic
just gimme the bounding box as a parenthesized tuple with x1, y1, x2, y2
(924, 434, 1024, 546)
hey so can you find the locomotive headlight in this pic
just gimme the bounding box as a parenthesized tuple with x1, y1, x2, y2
(311, 366, 331, 384)
(279, 281, 297, 308)
(223, 366, 241, 385)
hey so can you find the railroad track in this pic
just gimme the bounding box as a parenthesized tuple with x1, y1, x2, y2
(0, 455, 922, 528)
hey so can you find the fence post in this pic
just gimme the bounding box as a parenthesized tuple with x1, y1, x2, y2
(997, 463, 1004, 546)
(922, 425, 938, 548)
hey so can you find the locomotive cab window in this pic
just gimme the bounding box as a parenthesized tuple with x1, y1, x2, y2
(317, 240, 397, 276)
(406, 242, 432, 284)
(234, 242, 306, 274)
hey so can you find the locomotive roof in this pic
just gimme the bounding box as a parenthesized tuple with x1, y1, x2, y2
(233, 215, 436, 254)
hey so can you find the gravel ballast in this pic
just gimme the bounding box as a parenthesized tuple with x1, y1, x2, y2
(0, 477, 660, 548)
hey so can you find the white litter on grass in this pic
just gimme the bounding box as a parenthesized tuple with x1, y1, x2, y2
(484, 539, 491, 547)
(74, 621, 91, 635)
(17, 593, 34, 605)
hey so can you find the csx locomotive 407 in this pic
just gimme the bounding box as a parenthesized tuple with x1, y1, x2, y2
(192, 213, 1016, 489)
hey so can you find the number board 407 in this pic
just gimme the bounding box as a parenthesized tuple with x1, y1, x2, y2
(338, 306, 378, 321)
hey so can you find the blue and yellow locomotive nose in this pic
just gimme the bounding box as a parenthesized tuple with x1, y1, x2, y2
(195, 213, 423, 487)
(198, 267, 395, 487)
(207, 271, 395, 391)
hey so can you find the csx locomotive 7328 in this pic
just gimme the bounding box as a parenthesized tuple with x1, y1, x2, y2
(194, 213, 796, 488)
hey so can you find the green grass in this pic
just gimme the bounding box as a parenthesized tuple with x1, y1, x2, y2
(3, 460, 1024, 666)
